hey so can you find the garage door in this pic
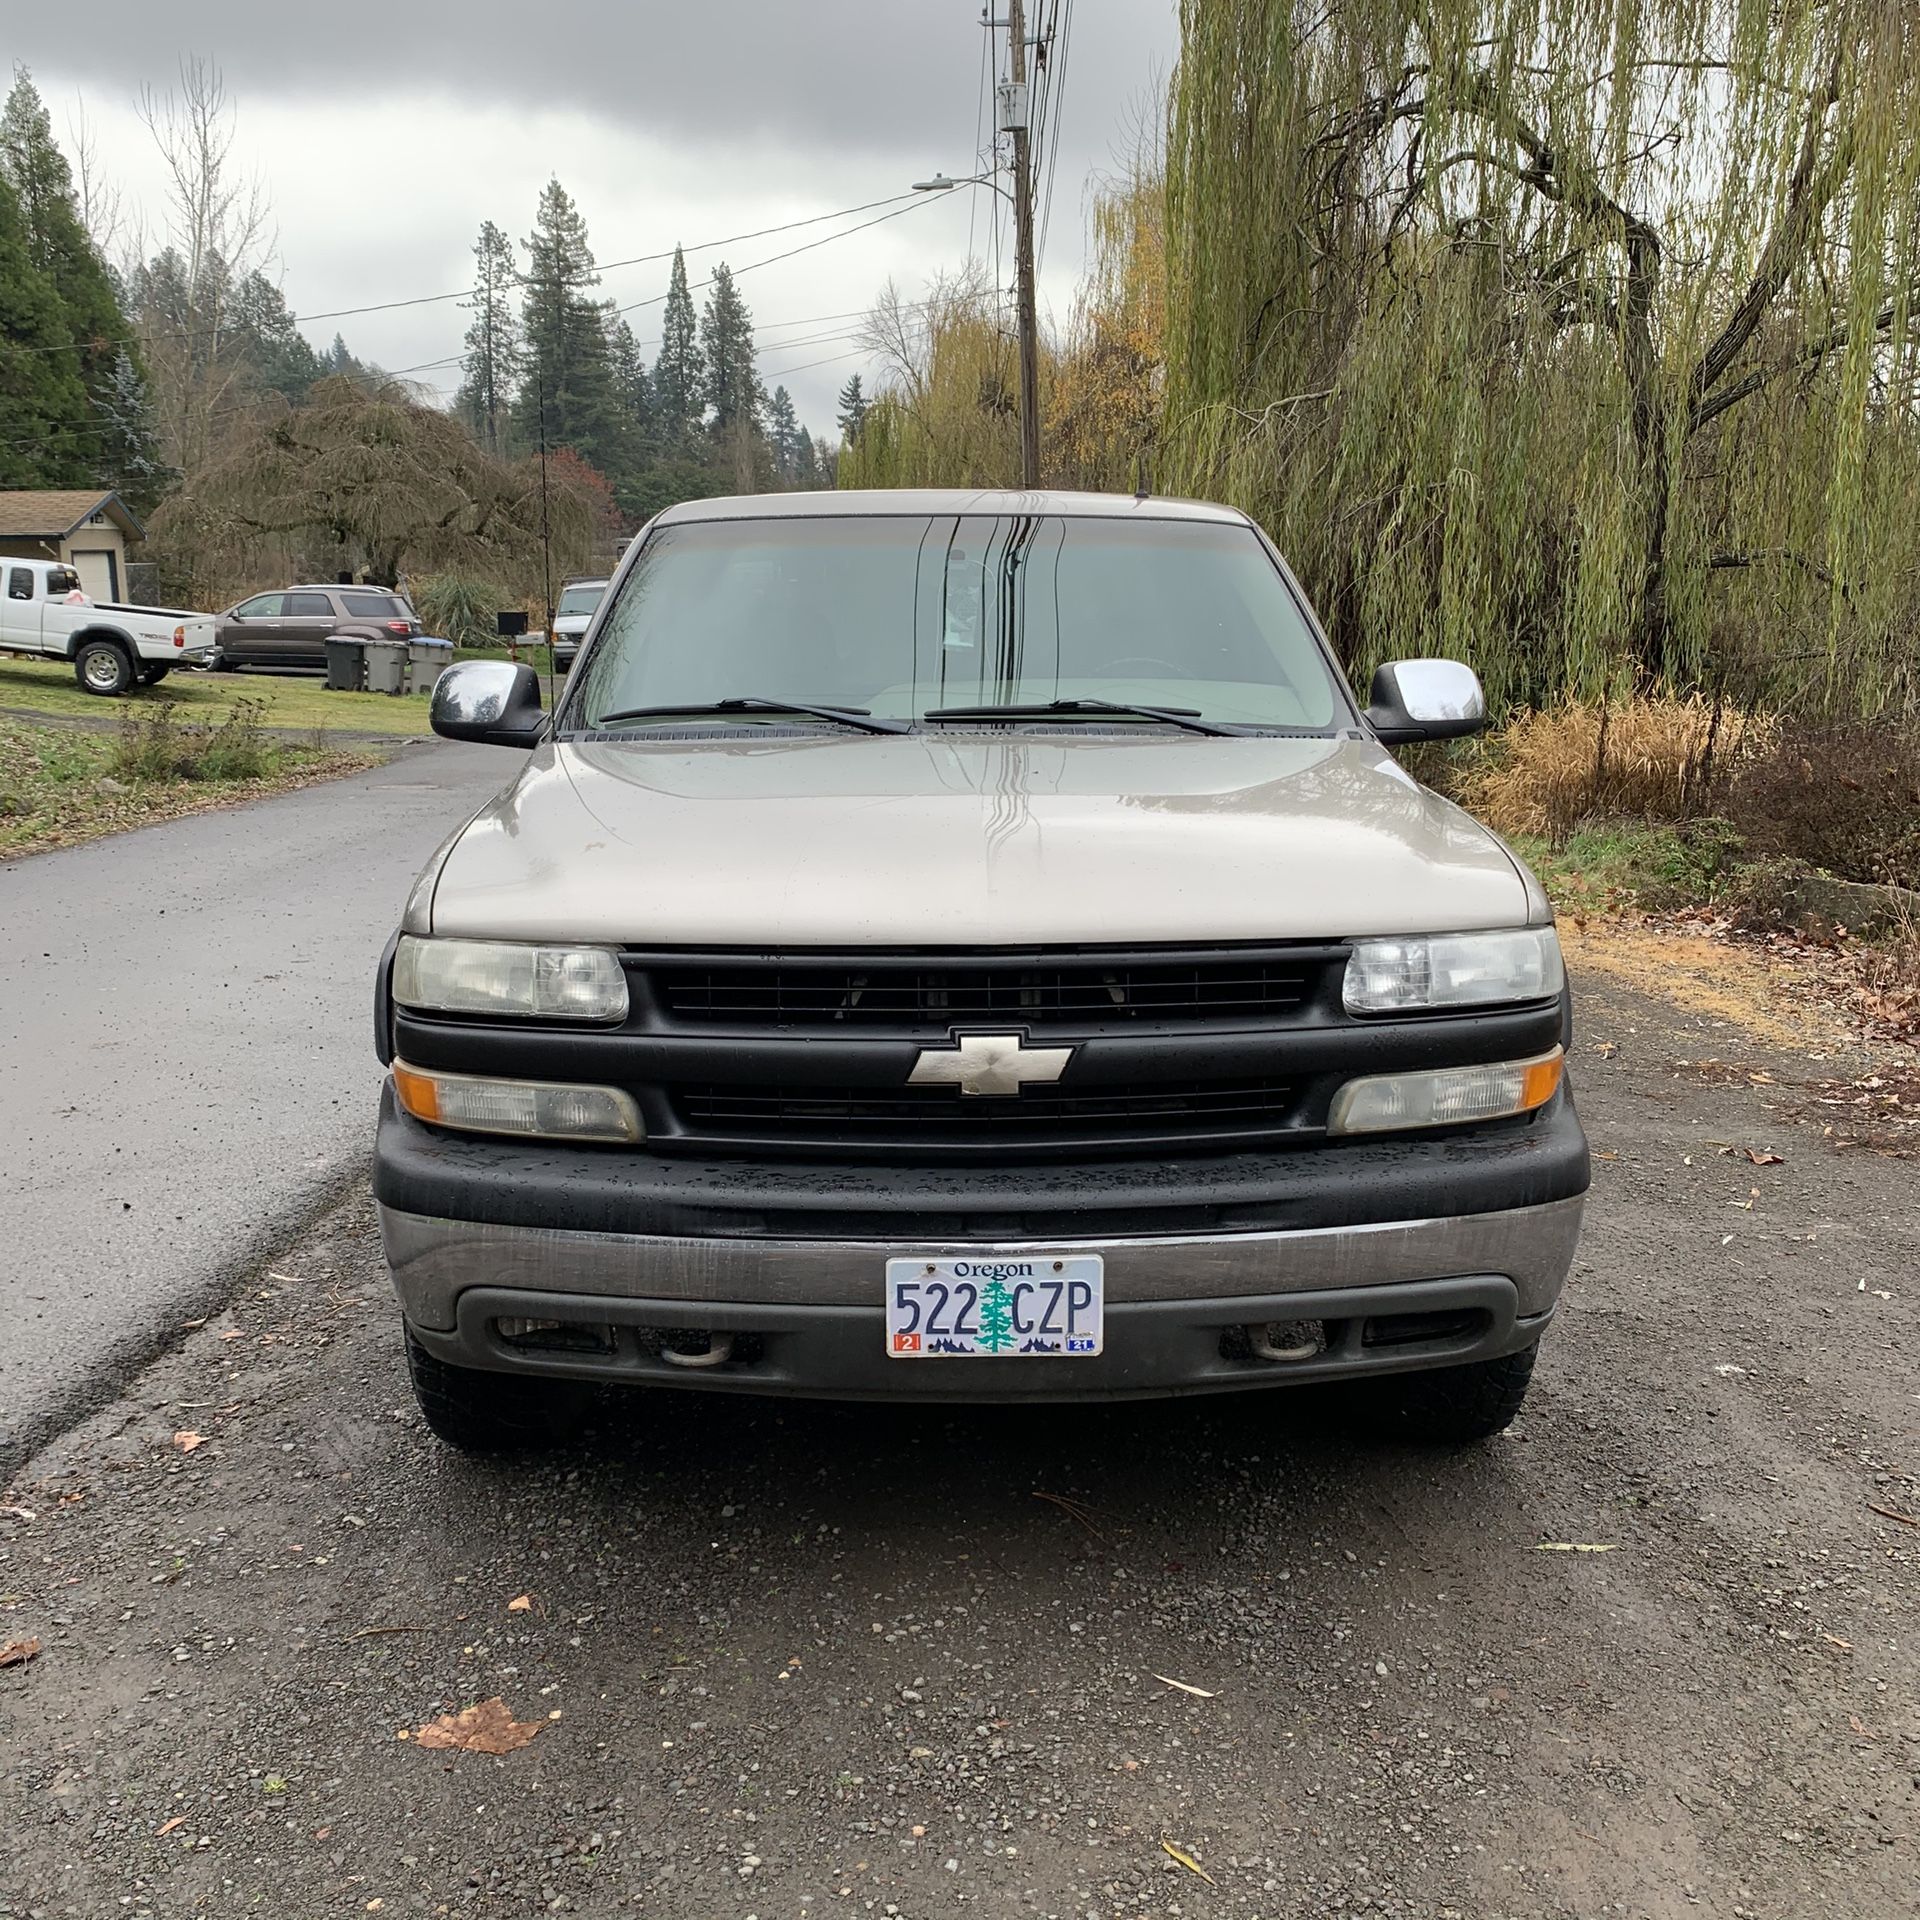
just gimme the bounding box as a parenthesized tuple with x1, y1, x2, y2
(69, 549, 118, 600)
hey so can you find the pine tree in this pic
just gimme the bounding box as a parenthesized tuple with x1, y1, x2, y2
(791, 428, 819, 488)
(698, 262, 760, 440)
(766, 384, 800, 482)
(650, 245, 704, 452)
(456, 218, 520, 453)
(836, 372, 870, 443)
(608, 314, 654, 460)
(0, 68, 152, 491)
(97, 347, 162, 507)
(0, 167, 93, 486)
(230, 270, 324, 400)
(519, 178, 622, 473)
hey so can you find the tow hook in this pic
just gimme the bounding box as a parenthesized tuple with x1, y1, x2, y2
(1247, 1321, 1325, 1363)
(660, 1331, 737, 1370)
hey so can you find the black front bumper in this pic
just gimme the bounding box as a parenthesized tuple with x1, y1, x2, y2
(371, 1082, 1589, 1244)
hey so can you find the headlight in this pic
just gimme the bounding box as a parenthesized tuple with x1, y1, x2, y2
(1328, 1048, 1564, 1135)
(393, 936, 627, 1022)
(392, 1062, 642, 1142)
(1343, 927, 1563, 1015)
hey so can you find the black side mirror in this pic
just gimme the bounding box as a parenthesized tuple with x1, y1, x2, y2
(430, 660, 547, 748)
(1364, 659, 1488, 744)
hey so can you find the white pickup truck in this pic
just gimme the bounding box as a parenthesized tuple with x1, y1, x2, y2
(0, 557, 217, 695)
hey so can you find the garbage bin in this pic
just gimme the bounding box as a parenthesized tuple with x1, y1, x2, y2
(324, 636, 366, 691)
(408, 636, 455, 696)
(363, 638, 409, 696)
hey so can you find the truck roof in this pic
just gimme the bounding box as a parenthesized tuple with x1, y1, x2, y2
(652, 488, 1254, 527)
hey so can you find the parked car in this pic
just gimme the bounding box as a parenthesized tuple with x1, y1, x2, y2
(374, 488, 1589, 1452)
(0, 557, 216, 694)
(215, 585, 419, 672)
(549, 577, 607, 671)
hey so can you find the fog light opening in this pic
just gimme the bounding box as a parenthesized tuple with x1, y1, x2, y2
(494, 1315, 617, 1355)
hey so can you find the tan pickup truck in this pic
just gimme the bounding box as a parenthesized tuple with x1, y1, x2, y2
(373, 489, 1589, 1452)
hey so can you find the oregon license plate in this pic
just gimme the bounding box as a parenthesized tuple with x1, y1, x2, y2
(885, 1256, 1104, 1357)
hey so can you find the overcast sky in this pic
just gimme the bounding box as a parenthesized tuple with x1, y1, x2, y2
(9, 0, 1178, 436)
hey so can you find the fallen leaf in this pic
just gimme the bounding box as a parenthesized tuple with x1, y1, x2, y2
(218, 1329, 244, 1342)
(1531, 1543, 1617, 1553)
(1152, 1674, 1217, 1698)
(1822, 1633, 1853, 1651)
(0, 1636, 43, 1667)
(1744, 1148, 1784, 1166)
(155, 1815, 187, 1836)
(412, 1697, 544, 1755)
(171, 1431, 206, 1453)
(1162, 1841, 1216, 1885)
(507, 1594, 533, 1613)
(1849, 1713, 1877, 1741)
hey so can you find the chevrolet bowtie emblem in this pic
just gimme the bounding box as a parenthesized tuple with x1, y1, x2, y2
(907, 1032, 1074, 1098)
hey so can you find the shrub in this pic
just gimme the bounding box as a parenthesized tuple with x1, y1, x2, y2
(1724, 719, 1920, 890)
(108, 699, 278, 784)
(413, 573, 516, 649)
(1455, 696, 1777, 842)
(194, 700, 274, 781)
(110, 701, 187, 782)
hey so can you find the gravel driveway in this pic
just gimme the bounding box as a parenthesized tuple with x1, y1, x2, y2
(3, 958, 1914, 1919)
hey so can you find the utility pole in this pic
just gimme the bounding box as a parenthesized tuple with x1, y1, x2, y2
(1003, 0, 1042, 487)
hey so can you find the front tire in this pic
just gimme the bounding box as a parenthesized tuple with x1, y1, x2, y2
(74, 637, 135, 697)
(1380, 1342, 1538, 1444)
(404, 1328, 573, 1453)
(138, 664, 172, 685)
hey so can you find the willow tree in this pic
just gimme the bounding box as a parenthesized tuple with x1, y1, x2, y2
(839, 271, 1037, 488)
(1161, 0, 1920, 711)
(148, 376, 598, 603)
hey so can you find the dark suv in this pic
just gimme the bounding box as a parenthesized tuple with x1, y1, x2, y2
(216, 585, 419, 671)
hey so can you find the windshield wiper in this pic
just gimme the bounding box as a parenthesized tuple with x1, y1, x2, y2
(922, 698, 1249, 738)
(592, 697, 910, 736)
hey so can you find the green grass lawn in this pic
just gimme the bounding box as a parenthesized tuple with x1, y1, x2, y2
(0, 712, 376, 858)
(0, 646, 560, 738)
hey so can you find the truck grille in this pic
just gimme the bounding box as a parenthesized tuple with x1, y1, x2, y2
(652, 953, 1326, 1029)
(673, 1078, 1299, 1151)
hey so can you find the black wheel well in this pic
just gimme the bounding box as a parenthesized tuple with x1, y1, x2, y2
(67, 626, 137, 662)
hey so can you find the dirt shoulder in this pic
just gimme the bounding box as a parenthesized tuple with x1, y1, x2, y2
(0, 716, 384, 860)
(2, 942, 1915, 1920)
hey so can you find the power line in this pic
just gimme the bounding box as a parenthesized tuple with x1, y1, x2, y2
(1037, 0, 1073, 276)
(6, 189, 929, 360)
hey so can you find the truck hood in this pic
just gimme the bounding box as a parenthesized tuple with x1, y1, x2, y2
(424, 731, 1532, 945)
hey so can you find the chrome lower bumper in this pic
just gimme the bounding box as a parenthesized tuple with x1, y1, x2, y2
(380, 1195, 1585, 1332)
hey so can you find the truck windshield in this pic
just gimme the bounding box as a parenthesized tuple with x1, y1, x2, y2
(569, 515, 1345, 733)
(556, 584, 604, 617)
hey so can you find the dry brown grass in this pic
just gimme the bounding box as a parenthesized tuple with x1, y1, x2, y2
(1457, 696, 1778, 841)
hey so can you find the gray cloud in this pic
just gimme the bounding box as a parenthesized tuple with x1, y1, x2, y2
(8, 0, 1174, 163)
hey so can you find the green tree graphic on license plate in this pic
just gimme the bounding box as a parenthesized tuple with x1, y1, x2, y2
(975, 1278, 1017, 1353)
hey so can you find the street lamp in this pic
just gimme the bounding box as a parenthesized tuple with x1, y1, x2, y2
(912, 172, 1012, 202)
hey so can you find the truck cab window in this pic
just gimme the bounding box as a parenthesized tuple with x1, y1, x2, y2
(7, 568, 33, 601)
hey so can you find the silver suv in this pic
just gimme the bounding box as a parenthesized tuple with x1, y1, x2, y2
(375, 490, 1588, 1450)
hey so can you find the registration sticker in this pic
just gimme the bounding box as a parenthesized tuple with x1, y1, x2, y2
(884, 1256, 1104, 1357)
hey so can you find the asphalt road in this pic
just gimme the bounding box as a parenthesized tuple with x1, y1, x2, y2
(0, 740, 513, 1468)
(2, 958, 1914, 1918)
